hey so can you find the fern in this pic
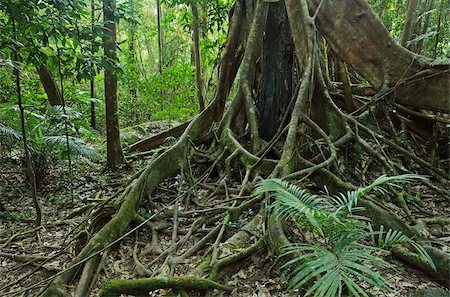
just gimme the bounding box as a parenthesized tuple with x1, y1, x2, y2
(257, 179, 326, 235)
(257, 175, 433, 296)
(330, 174, 425, 214)
(44, 135, 100, 161)
(281, 231, 390, 297)
(0, 123, 22, 146)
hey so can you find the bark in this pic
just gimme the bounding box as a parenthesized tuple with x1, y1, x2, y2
(257, 1, 293, 141)
(308, 0, 450, 112)
(156, 0, 163, 74)
(12, 20, 42, 227)
(90, 0, 96, 129)
(415, 0, 434, 54)
(401, 0, 419, 48)
(99, 276, 232, 296)
(37, 64, 63, 106)
(103, 0, 126, 169)
(191, 1, 205, 112)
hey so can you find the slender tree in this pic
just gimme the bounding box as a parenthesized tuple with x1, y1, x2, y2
(103, 0, 125, 169)
(11, 16, 42, 227)
(156, 0, 163, 74)
(191, 0, 205, 112)
(90, 0, 96, 129)
(401, 0, 419, 48)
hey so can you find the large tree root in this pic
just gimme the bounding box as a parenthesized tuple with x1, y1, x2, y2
(98, 276, 233, 297)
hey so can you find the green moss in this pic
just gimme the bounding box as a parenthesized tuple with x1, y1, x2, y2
(99, 276, 232, 297)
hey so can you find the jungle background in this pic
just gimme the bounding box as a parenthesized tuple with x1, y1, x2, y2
(0, 0, 449, 296)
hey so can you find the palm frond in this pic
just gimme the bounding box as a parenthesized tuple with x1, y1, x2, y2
(410, 242, 436, 271)
(0, 123, 22, 146)
(45, 105, 82, 121)
(369, 224, 436, 271)
(43, 135, 101, 161)
(256, 179, 326, 235)
(281, 239, 389, 297)
(331, 174, 425, 213)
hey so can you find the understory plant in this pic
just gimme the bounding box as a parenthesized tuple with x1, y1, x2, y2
(256, 175, 435, 297)
(0, 104, 100, 186)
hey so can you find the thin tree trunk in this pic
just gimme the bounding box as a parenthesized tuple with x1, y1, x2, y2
(129, 0, 137, 100)
(156, 0, 163, 74)
(37, 64, 63, 106)
(433, 0, 444, 58)
(191, 1, 205, 112)
(338, 62, 357, 112)
(401, 0, 419, 48)
(90, 0, 96, 129)
(12, 20, 42, 227)
(103, 0, 126, 170)
(415, 0, 434, 54)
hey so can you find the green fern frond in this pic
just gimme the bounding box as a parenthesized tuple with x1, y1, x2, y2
(0, 123, 22, 146)
(369, 224, 436, 271)
(331, 174, 425, 213)
(43, 135, 101, 161)
(256, 179, 326, 235)
(281, 239, 389, 297)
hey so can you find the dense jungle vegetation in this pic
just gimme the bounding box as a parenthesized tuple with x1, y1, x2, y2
(0, 0, 449, 296)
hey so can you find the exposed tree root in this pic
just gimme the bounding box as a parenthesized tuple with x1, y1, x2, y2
(99, 276, 233, 297)
(126, 121, 190, 153)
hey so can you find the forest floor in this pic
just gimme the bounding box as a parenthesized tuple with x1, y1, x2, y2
(0, 123, 449, 297)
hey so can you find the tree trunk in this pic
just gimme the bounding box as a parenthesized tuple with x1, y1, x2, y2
(256, 1, 293, 141)
(156, 0, 163, 74)
(90, 0, 96, 129)
(129, 0, 138, 101)
(191, 1, 206, 112)
(415, 0, 434, 54)
(103, 0, 126, 170)
(401, 0, 419, 48)
(12, 18, 42, 227)
(433, 0, 445, 58)
(37, 64, 63, 106)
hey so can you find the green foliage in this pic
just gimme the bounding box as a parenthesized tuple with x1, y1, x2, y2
(368, 0, 450, 58)
(256, 175, 435, 297)
(120, 63, 198, 126)
(281, 232, 389, 297)
(0, 104, 100, 167)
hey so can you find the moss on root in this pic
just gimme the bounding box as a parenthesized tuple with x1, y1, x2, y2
(99, 276, 233, 297)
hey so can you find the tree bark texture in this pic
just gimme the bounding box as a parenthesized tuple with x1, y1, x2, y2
(257, 1, 293, 141)
(191, 1, 206, 112)
(103, 0, 126, 169)
(37, 64, 63, 106)
(401, 0, 419, 48)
